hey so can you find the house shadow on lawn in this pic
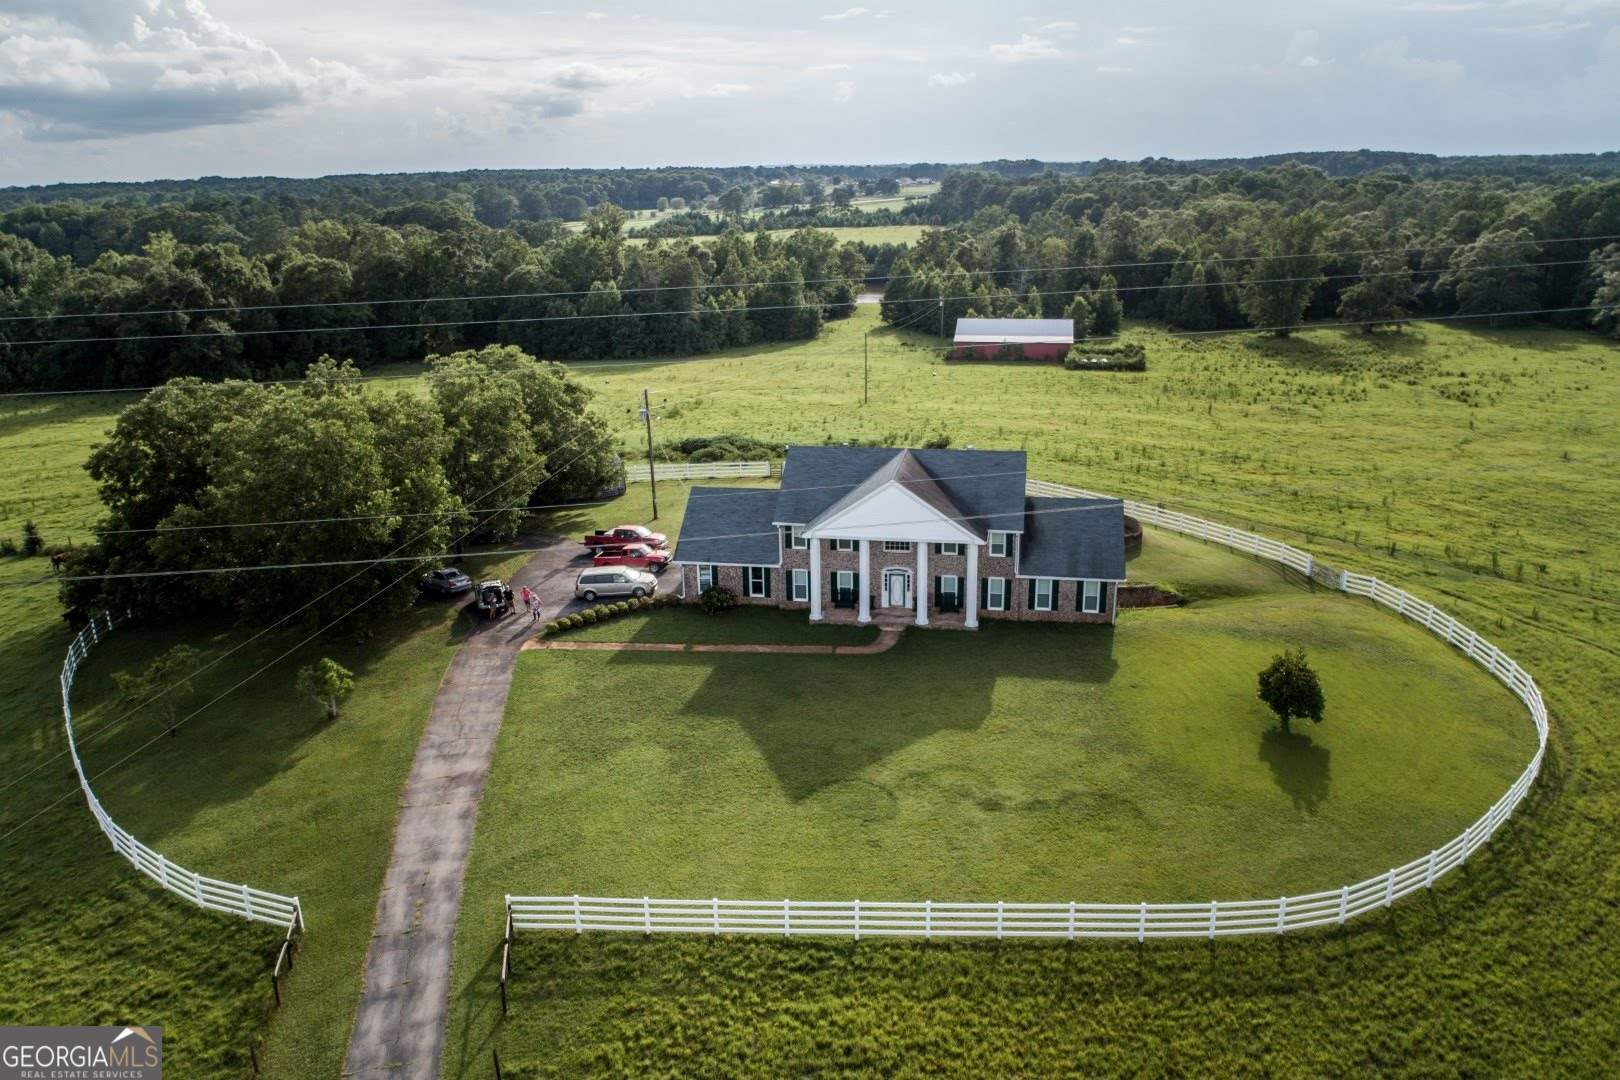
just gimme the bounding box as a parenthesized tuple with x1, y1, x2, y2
(1258, 726, 1332, 813)
(604, 621, 1118, 802)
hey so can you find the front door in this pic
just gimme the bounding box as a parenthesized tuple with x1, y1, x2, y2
(884, 568, 910, 608)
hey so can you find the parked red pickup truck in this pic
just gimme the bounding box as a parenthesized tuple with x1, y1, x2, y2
(592, 543, 672, 571)
(583, 524, 668, 549)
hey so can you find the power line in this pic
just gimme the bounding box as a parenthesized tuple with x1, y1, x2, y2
(0, 255, 1588, 350)
(1, 229, 1611, 326)
(0, 421, 635, 807)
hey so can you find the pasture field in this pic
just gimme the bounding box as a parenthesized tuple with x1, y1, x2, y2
(1, 304, 1617, 1076)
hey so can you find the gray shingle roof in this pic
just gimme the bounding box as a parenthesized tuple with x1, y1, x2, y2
(1018, 496, 1127, 581)
(774, 446, 1026, 535)
(670, 486, 781, 566)
(954, 317, 1075, 343)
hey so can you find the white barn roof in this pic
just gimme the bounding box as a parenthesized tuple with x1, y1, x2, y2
(953, 317, 1075, 345)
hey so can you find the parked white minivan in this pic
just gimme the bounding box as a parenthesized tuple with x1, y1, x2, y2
(574, 568, 659, 602)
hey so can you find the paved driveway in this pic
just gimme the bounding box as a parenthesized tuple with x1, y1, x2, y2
(343, 533, 590, 1078)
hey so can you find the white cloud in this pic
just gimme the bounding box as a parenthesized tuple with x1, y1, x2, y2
(1299, 55, 1321, 67)
(0, 1, 350, 141)
(821, 7, 869, 20)
(1042, 20, 1079, 36)
(928, 70, 975, 88)
(1116, 36, 1140, 46)
(1096, 65, 1134, 75)
(806, 63, 851, 72)
(832, 79, 856, 103)
(989, 34, 1064, 62)
(1284, 29, 1320, 66)
(692, 82, 750, 98)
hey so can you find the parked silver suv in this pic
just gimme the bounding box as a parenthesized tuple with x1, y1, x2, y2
(575, 568, 659, 602)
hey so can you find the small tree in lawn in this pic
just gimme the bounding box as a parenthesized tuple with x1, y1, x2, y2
(296, 657, 354, 721)
(1257, 648, 1325, 733)
(22, 520, 43, 556)
(112, 644, 202, 736)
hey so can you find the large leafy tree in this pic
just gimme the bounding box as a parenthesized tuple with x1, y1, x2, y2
(1587, 243, 1620, 340)
(1240, 212, 1326, 336)
(1337, 252, 1415, 331)
(1438, 227, 1545, 318)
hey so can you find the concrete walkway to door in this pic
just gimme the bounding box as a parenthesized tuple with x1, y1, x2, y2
(342, 536, 578, 1078)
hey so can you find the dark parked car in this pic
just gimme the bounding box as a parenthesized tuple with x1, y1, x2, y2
(420, 567, 473, 595)
(476, 579, 514, 619)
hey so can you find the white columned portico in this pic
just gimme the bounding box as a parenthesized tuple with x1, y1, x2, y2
(915, 542, 929, 626)
(809, 540, 823, 620)
(857, 540, 872, 623)
(965, 542, 980, 629)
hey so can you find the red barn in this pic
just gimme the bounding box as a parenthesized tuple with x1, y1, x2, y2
(951, 317, 1074, 362)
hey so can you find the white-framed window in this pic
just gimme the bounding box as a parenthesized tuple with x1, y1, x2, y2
(746, 566, 770, 598)
(934, 542, 965, 556)
(832, 538, 857, 552)
(986, 577, 1008, 611)
(697, 565, 715, 591)
(1033, 578, 1055, 611)
(884, 540, 913, 553)
(989, 532, 1011, 558)
(785, 525, 807, 550)
(791, 568, 810, 601)
(1081, 579, 1103, 614)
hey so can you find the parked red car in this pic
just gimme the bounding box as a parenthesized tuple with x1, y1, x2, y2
(583, 524, 668, 549)
(592, 543, 672, 571)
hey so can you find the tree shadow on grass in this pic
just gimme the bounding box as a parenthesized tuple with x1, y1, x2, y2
(1257, 726, 1331, 813)
(603, 621, 1118, 802)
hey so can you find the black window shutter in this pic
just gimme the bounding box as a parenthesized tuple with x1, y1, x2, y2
(933, 575, 941, 601)
(981, 576, 989, 610)
(1077, 581, 1086, 611)
(1028, 579, 1036, 608)
(763, 568, 772, 598)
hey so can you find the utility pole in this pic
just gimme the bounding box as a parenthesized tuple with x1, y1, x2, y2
(863, 329, 869, 406)
(640, 387, 658, 521)
(938, 297, 945, 339)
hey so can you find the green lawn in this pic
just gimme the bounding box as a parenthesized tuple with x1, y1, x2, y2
(5, 304, 1620, 1076)
(445, 530, 1532, 1073)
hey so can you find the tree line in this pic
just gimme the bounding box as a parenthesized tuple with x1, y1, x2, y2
(878, 164, 1620, 340)
(62, 347, 621, 626)
(0, 204, 866, 391)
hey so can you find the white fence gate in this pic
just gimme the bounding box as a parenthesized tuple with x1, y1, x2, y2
(507, 479, 1548, 941)
(624, 460, 771, 483)
(59, 612, 304, 929)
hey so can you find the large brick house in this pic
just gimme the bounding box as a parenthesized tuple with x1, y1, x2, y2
(670, 446, 1126, 628)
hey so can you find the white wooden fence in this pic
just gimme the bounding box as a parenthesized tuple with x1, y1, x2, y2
(59, 612, 304, 930)
(506, 478, 1548, 941)
(625, 460, 771, 482)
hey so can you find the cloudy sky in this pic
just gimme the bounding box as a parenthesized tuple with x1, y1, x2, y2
(0, 0, 1616, 186)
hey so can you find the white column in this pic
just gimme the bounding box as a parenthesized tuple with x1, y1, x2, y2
(914, 542, 928, 626)
(857, 540, 871, 623)
(809, 540, 823, 620)
(965, 542, 979, 629)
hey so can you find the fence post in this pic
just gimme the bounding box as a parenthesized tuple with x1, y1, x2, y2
(853, 899, 861, 942)
(1067, 901, 1076, 941)
(1276, 895, 1287, 934)
(1137, 902, 1147, 943)
(643, 896, 651, 937)
(783, 898, 790, 938)
(242, 882, 254, 922)
(1208, 901, 1217, 940)
(157, 853, 169, 890)
(572, 894, 581, 934)
(925, 899, 932, 941)
(712, 897, 720, 936)
(1338, 885, 1349, 925)
(1384, 871, 1396, 908)
(1424, 850, 1438, 889)
(996, 900, 1004, 941)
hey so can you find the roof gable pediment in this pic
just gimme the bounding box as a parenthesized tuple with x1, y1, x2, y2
(804, 471, 981, 544)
